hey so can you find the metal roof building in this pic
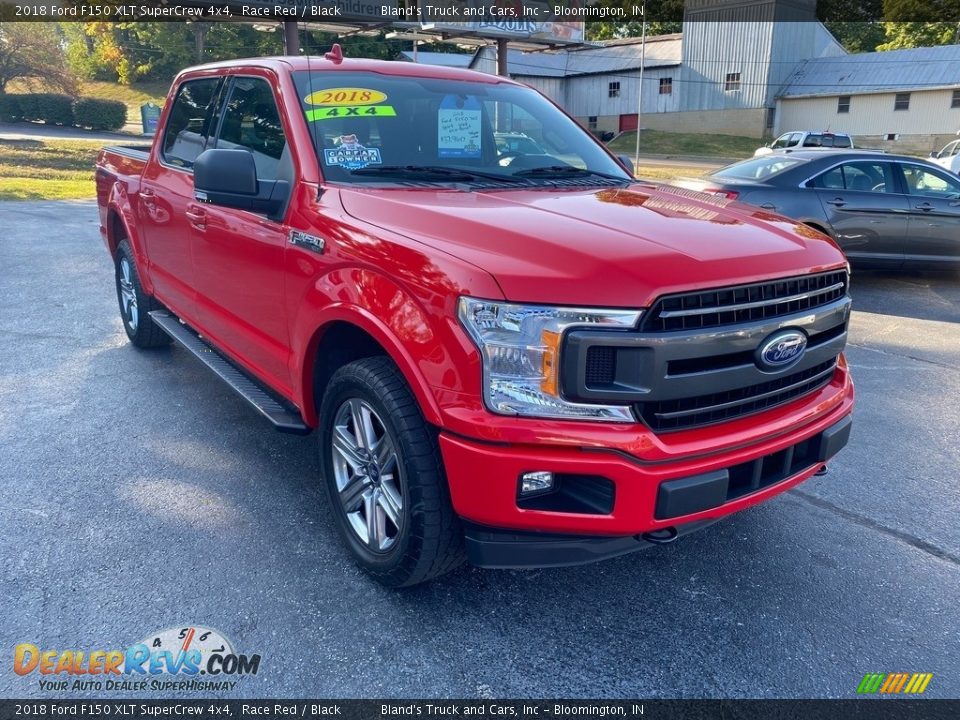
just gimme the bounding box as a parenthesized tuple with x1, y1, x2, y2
(776, 44, 960, 152)
(779, 44, 960, 98)
(396, 51, 474, 68)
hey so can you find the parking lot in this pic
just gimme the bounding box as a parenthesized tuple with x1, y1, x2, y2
(1, 199, 958, 698)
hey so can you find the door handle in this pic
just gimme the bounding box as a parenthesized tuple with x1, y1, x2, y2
(825, 198, 846, 207)
(185, 206, 207, 230)
(915, 202, 934, 211)
(759, 203, 776, 210)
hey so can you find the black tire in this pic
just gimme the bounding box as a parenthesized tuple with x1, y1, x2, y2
(115, 240, 170, 349)
(318, 356, 465, 587)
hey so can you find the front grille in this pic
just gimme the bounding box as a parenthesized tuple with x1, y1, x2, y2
(637, 359, 838, 432)
(641, 270, 848, 332)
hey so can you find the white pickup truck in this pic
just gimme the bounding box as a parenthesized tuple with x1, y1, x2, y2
(930, 137, 960, 175)
(755, 131, 853, 157)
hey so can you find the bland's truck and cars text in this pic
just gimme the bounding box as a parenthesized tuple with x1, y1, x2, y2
(96, 52, 854, 586)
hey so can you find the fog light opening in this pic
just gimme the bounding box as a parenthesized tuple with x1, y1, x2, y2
(519, 471, 555, 497)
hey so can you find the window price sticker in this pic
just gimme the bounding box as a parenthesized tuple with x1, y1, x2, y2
(438, 95, 482, 159)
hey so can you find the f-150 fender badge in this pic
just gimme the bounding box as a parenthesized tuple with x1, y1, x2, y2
(289, 230, 326, 254)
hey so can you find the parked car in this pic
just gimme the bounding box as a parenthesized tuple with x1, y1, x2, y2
(675, 151, 960, 269)
(755, 131, 854, 157)
(96, 52, 854, 586)
(930, 137, 960, 175)
(494, 131, 546, 157)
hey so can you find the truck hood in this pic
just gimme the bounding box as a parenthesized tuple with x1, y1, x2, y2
(339, 183, 846, 307)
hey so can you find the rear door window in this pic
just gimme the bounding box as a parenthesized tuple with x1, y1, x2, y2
(901, 164, 960, 198)
(162, 78, 223, 169)
(810, 162, 896, 193)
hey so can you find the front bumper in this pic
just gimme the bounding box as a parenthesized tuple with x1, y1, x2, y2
(440, 376, 853, 567)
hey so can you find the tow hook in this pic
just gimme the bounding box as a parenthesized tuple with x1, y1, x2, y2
(815, 464, 829, 476)
(641, 527, 679, 545)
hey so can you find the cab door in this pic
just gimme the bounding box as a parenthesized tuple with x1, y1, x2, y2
(139, 77, 224, 318)
(899, 162, 960, 267)
(188, 74, 296, 395)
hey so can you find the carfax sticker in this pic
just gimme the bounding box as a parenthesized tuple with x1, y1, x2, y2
(306, 105, 397, 122)
(305, 88, 388, 106)
(322, 134, 382, 170)
(438, 94, 482, 159)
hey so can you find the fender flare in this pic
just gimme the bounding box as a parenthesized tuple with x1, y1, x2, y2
(105, 188, 155, 296)
(295, 302, 447, 430)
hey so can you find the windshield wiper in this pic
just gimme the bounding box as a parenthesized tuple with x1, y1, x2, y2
(349, 165, 527, 183)
(512, 165, 630, 181)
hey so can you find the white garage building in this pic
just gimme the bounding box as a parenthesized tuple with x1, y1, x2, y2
(776, 45, 960, 154)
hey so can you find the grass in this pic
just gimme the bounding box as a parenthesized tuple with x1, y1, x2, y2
(634, 164, 707, 182)
(77, 80, 169, 127)
(0, 139, 103, 200)
(609, 129, 760, 160)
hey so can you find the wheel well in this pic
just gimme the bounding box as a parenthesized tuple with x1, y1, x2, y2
(107, 210, 126, 256)
(310, 322, 388, 407)
(802, 221, 832, 239)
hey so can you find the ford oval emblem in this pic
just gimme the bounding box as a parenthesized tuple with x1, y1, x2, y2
(755, 329, 807, 372)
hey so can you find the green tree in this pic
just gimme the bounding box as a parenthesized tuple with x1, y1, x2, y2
(62, 21, 285, 85)
(878, 0, 960, 49)
(586, 21, 682, 41)
(877, 22, 960, 49)
(0, 22, 77, 94)
(588, 0, 684, 39)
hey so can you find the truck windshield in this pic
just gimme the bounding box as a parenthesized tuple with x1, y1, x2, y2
(292, 71, 631, 186)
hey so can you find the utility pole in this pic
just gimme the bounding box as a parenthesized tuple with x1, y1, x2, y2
(496, 38, 509, 76)
(283, 21, 299, 56)
(633, 20, 647, 172)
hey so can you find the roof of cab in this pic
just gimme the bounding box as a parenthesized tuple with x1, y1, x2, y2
(180, 55, 516, 85)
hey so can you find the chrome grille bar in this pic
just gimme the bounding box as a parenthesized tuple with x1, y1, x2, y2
(654, 362, 838, 420)
(658, 282, 846, 320)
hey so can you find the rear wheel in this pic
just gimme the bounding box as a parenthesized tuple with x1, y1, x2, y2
(115, 240, 170, 349)
(319, 357, 465, 587)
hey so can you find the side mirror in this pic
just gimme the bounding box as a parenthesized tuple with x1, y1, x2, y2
(194, 149, 288, 218)
(616, 154, 635, 177)
(929, 151, 941, 159)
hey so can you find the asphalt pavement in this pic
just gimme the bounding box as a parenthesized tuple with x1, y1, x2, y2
(1, 200, 958, 699)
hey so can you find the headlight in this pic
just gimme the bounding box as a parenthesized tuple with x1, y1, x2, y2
(457, 297, 642, 421)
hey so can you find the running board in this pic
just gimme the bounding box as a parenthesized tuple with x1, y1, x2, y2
(149, 311, 310, 435)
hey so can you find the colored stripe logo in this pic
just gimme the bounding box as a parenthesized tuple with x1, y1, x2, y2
(858, 673, 933, 694)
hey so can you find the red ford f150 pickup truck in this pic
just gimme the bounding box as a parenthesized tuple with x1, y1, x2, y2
(96, 51, 854, 586)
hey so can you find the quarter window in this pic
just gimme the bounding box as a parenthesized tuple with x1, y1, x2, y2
(161, 78, 222, 169)
(215, 77, 288, 182)
(894, 93, 910, 111)
(724, 72, 741, 92)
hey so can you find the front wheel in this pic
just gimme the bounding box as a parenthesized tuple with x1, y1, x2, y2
(318, 357, 465, 587)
